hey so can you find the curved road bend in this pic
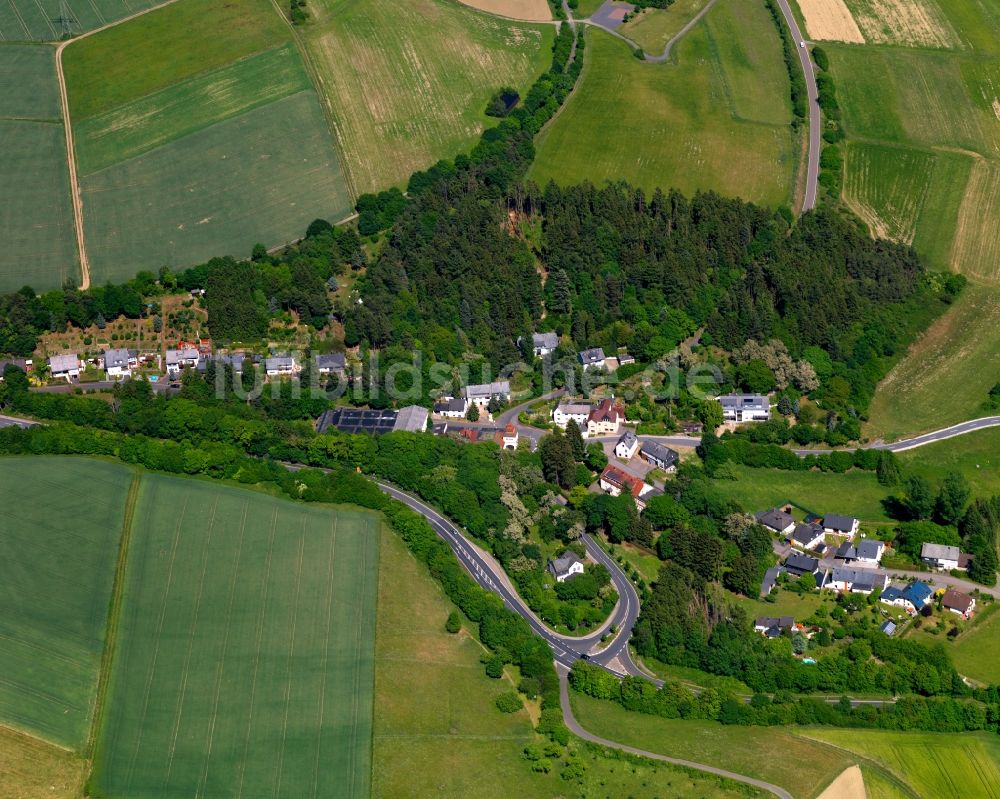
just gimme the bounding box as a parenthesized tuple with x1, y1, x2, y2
(556, 665, 795, 799)
(774, 0, 820, 212)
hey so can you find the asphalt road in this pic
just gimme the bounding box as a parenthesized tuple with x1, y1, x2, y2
(0, 414, 37, 429)
(774, 0, 820, 212)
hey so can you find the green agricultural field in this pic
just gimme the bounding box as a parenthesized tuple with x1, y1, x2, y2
(73, 43, 312, 174)
(865, 283, 1000, 440)
(799, 728, 1000, 799)
(79, 91, 352, 283)
(530, 0, 797, 207)
(0, 0, 165, 42)
(63, 0, 351, 282)
(577, 0, 607, 17)
(570, 692, 854, 799)
(619, 0, 711, 53)
(0, 45, 78, 292)
(899, 426, 1000, 499)
(300, 0, 555, 193)
(0, 457, 133, 749)
(90, 473, 380, 799)
(62, 0, 290, 119)
(946, 604, 1000, 685)
(375, 525, 765, 798)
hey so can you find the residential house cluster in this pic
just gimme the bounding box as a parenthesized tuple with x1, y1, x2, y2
(551, 397, 625, 438)
(433, 381, 512, 419)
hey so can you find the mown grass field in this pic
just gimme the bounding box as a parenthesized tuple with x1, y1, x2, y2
(946, 604, 1000, 685)
(570, 692, 855, 799)
(301, 0, 555, 194)
(799, 729, 1000, 799)
(0, 457, 133, 749)
(865, 283, 1000, 440)
(0, 45, 78, 292)
(0, 0, 166, 41)
(64, 0, 351, 283)
(90, 473, 379, 798)
(530, 0, 797, 207)
(0, 724, 87, 799)
(375, 526, 764, 798)
(619, 0, 711, 52)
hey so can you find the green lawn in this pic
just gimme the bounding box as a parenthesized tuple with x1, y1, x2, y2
(0, 457, 133, 749)
(0, 45, 78, 292)
(74, 43, 312, 175)
(711, 464, 893, 523)
(375, 519, 766, 798)
(899, 425, 1000, 498)
(798, 728, 1000, 799)
(302, 0, 555, 193)
(90, 473, 380, 799)
(733, 586, 833, 622)
(570, 692, 854, 799)
(531, 0, 797, 207)
(63, 0, 290, 120)
(941, 603, 1000, 685)
(0, 0, 167, 41)
(866, 283, 1000, 441)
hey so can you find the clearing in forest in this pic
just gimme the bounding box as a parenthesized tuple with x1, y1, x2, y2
(89, 473, 379, 799)
(843, 0, 960, 48)
(797, 0, 865, 43)
(300, 0, 555, 193)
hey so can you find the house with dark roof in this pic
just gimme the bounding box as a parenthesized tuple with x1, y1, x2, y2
(718, 394, 770, 423)
(519, 332, 558, 357)
(822, 567, 889, 595)
(784, 552, 820, 578)
(880, 581, 933, 613)
(790, 523, 824, 551)
(880, 620, 897, 637)
(316, 352, 346, 375)
(615, 430, 639, 459)
(393, 405, 429, 433)
(760, 565, 782, 597)
(834, 541, 858, 561)
(754, 616, 794, 638)
(433, 396, 469, 418)
(942, 589, 976, 618)
(639, 441, 678, 472)
(755, 507, 795, 535)
(823, 513, 859, 537)
(548, 552, 584, 583)
(104, 348, 138, 379)
(921, 542, 961, 570)
(463, 381, 511, 409)
(578, 348, 606, 370)
(0, 358, 27, 380)
(49, 353, 81, 381)
(855, 539, 885, 565)
(265, 355, 296, 377)
(165, 347, 200, 375)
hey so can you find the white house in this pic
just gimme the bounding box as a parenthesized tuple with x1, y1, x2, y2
(921, 542, 960, 571)
(718, 394, 770, 423)
(880, 582, 933, 613)
(789, 523, 824, 551)
(520, 332, 558, 357)
(587, 398, 623, 437)
(822, 567, 889, 595)
(49, 353, 81, 381)
(640, 441, 678, 472)
(104, 348, 138, 379)
(615, 430, 639, 459)
(755, 507, 795, 536)
(855, 538, 885, 565)
(548, 552, 585, 583)
(265, 355, 296, 377)
(463, 381, 511, 410)
(315, 352, 346, 375)
(165, 348, 200, 376)
(433, 396, 469, 418)
(578, 348, 606, 371)
(496, 423, 519, 450)
(553, 402, 591, 430)
(823, 513, 859, 537)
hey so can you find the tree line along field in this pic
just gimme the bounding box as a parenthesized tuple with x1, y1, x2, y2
(298, 0, 556, 194)
(62, 0, 352, 286)
(90, 473, 379, 799)
(0, 457, 133, 749)
(0, 44, 78, 293)
(0, 0, 167, 41)
(529, 0, 798, 208)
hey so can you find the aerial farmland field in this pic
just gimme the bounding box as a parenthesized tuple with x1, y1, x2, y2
(300, 0, 556, 193)
(0, 0, 167, 41)
(530, 0, 798, 207)
(0, 457, 133, 748)
(63, 0, 351, 284)
(90, 473, 379, 799)
(0, 44, 78, 292)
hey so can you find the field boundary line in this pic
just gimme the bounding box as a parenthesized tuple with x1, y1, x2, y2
(0, 721, 75, 753)
(264, 0, 358, 206)
(85, 468, 141, 758)
(54, 0, 183, 290)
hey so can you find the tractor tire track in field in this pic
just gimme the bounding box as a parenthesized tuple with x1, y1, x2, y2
(54, 0, 181, 291)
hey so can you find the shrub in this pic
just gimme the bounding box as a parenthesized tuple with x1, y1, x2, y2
(445, 611, 462, 634)
(495, 691, 522, 713)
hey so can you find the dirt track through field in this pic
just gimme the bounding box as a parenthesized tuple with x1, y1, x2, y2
(798, 0, 864, 43)
(55, 0, 182, 290)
